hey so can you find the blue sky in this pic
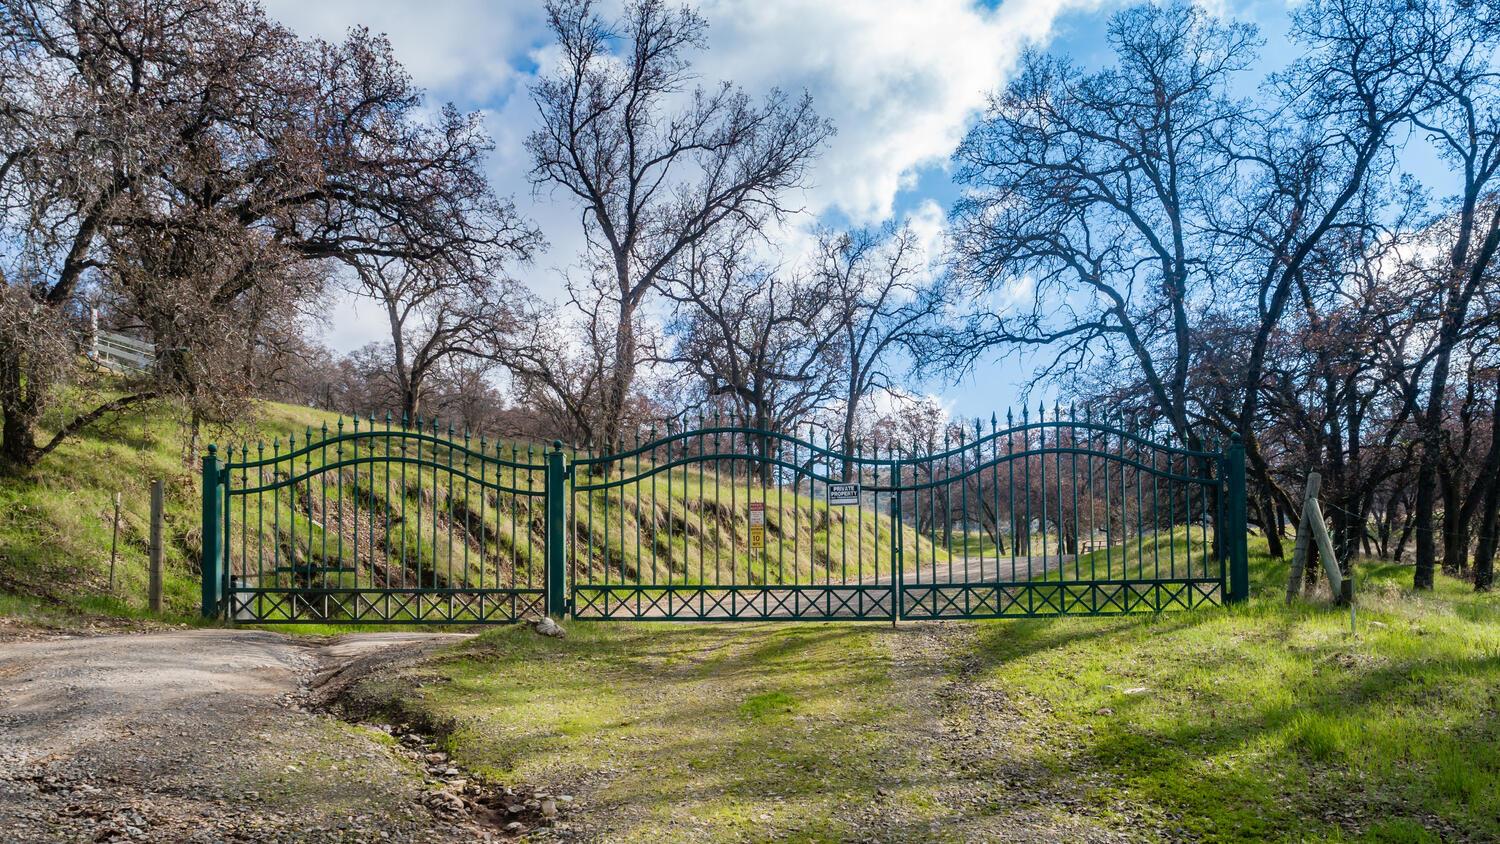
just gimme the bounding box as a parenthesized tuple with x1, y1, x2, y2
(258, 0, 1440, 423)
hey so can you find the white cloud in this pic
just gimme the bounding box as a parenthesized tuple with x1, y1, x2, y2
(258, 0, 1095, 353)
(259, 1, 547, 104)
(696, 0, 1096, 224)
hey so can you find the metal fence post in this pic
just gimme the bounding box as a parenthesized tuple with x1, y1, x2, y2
(545, 440, 568, 618)
(200, 445, 222, 618)
(1226, 434, 1250, 604)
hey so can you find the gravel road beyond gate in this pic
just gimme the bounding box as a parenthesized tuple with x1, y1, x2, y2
(0, 629, 476, 843)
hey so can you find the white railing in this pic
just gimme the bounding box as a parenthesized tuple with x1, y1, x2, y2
(92, 328, 155, 372)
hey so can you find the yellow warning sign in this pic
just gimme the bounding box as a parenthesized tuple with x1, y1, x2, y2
(749, 502, 765, 551)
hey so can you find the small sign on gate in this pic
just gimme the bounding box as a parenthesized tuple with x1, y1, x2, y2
(749, 501, 765, 551)
(827, 483, 861, 506)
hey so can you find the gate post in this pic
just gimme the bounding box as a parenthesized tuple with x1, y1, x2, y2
(1225, 434, 1250, 604)
(545, 441, 568, 618)
(200, 444, 223, 619)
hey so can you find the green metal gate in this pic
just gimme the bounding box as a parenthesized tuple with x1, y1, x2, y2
(200, 410, 1248, 623)
(567, 423, 901, 620)
(202, 417, 550, 624)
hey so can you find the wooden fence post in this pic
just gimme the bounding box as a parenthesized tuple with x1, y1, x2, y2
(149, 479, 164, 613)
(1286, 471, 1346, 605)
(108, 491, 121, 594)
(1286, 473, 1321, 603)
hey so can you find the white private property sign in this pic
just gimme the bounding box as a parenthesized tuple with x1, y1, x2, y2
(827, 483, 860, 506)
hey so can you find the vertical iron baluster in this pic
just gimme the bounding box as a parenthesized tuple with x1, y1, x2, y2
(1150, 424, 1161, 587)
(1022, 406, 1032, 604)
(778, 436, 787, 588)
(1053, 405, 1064, 582)
(300, 430, 311, 595)
(1085, 407, 1096, 585)
(254, 440, 263, 604)
(633, 428, 645, 599)
(1177, 444, 1190, 583)
(698, 414, 706, 590)
(431, 420, 441, 599)
(367, 416, 377, 594)
(1006, 410, 1016, 585)
(730, 423, 738, 586)
(526, 445, 536, 592)
(463, 429, 473, 596)
(1070, 407, 1079, 583)
(388, 415, 398, 589)
(911, 436, 921, 587)
(871, 439, 879, 603)
(446, 424, 456, 598)
(478, 434, 488, 593)
(1201, 443, 1212, 579)
(319, 425, 328, 590)
(795, 427, 804, 588)
(1133, 417, 1146, 599)
(352, 419, 361, 595)
(928, 432, 937, 588)
(1038, 404, 1049, 583)
(272, 437, 281, 593)
(854, 440, 863, 587)
(408, 416, 420, 590)
(975, 418, 986, 585)
(511, 445, 521, 591)
(1120, 411, 1130, 585)
(839, 429, 847, 590)
(663, 422, 675, 593)
(1103, 414, 1114, 582)
(334, 423, 344, 592)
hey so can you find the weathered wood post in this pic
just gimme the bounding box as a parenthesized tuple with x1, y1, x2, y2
(108, 491, 121, 594)
(148, 479, 164, 613)
(1286, 473, 1321, 602)
(1286, 471, 1346, 605)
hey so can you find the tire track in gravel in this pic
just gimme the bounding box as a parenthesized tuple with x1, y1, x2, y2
(872, 621, 1140, 843)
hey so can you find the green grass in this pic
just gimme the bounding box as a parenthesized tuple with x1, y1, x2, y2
(0, 392, 349, 620)
(343, 621, 946, 841)
(965, 551, 1500, 842)
(342, 541, 1498, 842)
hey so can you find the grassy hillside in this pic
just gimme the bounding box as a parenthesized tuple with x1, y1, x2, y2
(0, 397, 345, 621)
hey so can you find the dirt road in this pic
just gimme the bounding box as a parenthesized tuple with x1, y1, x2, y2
(0, 629, 476, 843)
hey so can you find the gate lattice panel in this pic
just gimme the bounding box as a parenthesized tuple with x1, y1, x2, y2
(567, 425, 902, 621)
(890, 408, 1232, 619)
(203, 418, 548, 624)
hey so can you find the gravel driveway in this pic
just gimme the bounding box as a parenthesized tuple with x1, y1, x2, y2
(0, 629, 477, 843)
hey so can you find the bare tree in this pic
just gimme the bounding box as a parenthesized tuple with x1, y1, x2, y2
(524, 0, 832, 458)
(815, 224, 941, 477)
(658, 232, 844, 462)
(351, 253, 534, 426)
(0, 1, 534, 470)
(940, 2, 1256, 450)
(1396, 2, 1500, 587)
